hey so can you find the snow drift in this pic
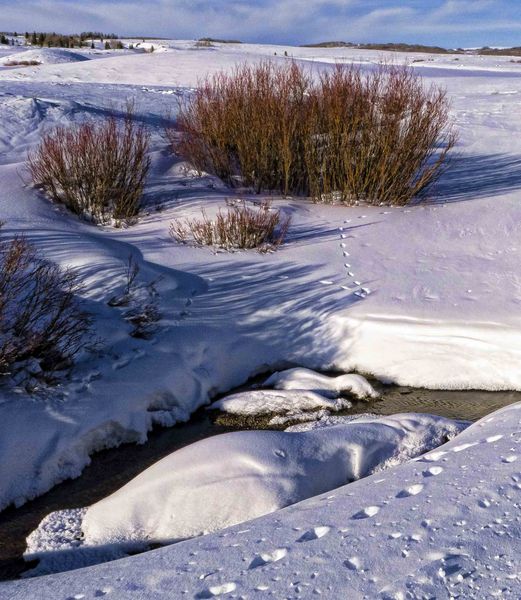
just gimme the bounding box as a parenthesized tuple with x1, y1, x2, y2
(85, 414, 464, 545)
(264, 367, 379, 399)
(0, 48, 90, 66)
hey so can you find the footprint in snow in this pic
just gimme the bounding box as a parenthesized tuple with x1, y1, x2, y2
(352, 506, 379, 520)
(297, 526, 331, 541)
(502, 455, 518, 463)
(196, 582, 237, 598)
(452, 442, 478, 453)
(344, 557, 362, 571)
(423, 466, 443, 477)
(249, 548, 287, 569)
(421, 450, 447, 462)
(396, 483, 424, 498)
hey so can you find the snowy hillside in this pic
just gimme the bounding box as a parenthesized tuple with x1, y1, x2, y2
(1, 39, 521, 597)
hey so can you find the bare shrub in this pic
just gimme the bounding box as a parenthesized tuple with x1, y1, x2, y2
(170, 200, 290, 251)
(0, 225, 91, 378)
(5, 60, 41, 66)
(174, 61, 456, 206)
(27, 108, 151, 224)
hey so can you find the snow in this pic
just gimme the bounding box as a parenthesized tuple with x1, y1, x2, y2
(4, 403, 520, 598)
(23, 412, 466, 577)
(263, 367, 379, 399)
(209, 389, 353, 415)
(0, 48, 90, 66)
(1, 37, 521, 595)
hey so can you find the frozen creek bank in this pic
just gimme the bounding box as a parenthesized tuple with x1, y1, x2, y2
(23, 412, 465, 577)
(4, 402, 521, 599)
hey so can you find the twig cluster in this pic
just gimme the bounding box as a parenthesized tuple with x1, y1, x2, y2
(170, 200, 290, 251)
(0, 225, 91, 378)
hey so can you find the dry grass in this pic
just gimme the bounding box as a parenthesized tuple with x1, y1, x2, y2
(173, 61, 456, 206)
(0, 225, 91, 377)
(170, 200, 290, 251)
(4, 60, 41, 67)
(27, 107, 151, 224)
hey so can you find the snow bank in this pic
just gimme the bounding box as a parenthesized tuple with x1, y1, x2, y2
(23, 412, 465, 571)
(209, 389, 353, 415)
(264, 367, 378, 399)
(8, 403, 520, 599)
(0, 48, 90, 66)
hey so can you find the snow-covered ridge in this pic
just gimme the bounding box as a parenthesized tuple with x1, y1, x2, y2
(0, 48, 90, 66)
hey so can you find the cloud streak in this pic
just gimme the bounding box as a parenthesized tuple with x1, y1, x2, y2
(1, 0, 521, 47)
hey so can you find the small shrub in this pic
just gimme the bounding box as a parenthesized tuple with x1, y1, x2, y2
(27, 108, 151, 224)
(0, 225, 91, 378)
(170, 200, 290, 251)
(174, 61, 456, 206)
(4, 60, 41, 66)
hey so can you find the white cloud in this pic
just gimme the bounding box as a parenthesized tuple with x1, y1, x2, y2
(0, 0, 520, 47)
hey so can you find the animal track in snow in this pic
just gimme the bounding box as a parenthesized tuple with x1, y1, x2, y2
(352, 506, 379, 519)
(297, 526, 331, 541)
(502, 455, 518, 463)
(197, 582, 237, 597)
(249, 548, 287, 569)
(452, 442, 478, 453)
(397, 483, 424, 498)
(344, 557, 362, 571)
(424, 466, 444, 477)
(422, 450, 447, 462)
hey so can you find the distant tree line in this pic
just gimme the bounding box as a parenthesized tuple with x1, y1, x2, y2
(20, 31, 120, 48)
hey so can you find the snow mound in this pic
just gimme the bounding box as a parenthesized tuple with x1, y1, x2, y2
(29, 413, 464, 558)
(209, 389, 352, 415)
(0, 48, 90, 66)
(26, 508, 87, 556)
(264, 368, 378, 399)
(285, 412, 379, 432)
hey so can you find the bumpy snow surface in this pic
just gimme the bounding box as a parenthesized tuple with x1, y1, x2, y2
(5, 404, 520, 598)
(264, 368, 379, 399)
(2, 40, 521, 596)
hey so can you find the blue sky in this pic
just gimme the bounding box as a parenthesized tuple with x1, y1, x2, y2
(2, 0, 521, 48)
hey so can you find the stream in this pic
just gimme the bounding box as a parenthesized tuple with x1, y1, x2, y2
(1, 381, 520, 580)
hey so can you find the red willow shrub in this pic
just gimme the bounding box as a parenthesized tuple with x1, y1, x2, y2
(170, 200, 290, 251)
(28, 108, 150, 224)
(174, 61, 456, 205)
(0, 225, 91, 377)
